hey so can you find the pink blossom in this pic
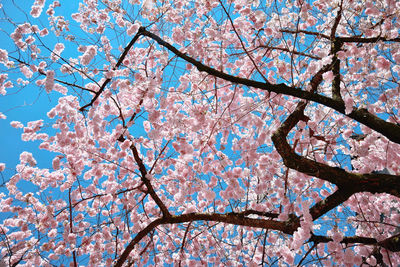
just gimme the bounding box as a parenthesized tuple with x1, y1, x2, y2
(79, 46, 97, 66)
(0, 112, 6, 119)
(322, 71, 334, 83)
(67, 233, 76, 243)
(127, 23, 140, 36)
(120, 140, 131, 150)
(53, 83, 67, 94)
(344, 96, 353, 114)
(52, 157, 60, 170)
(0, 74, 11, 95)
(10, 121, 24, 128)
(45, 70, 55, 93)
(39, 28, 49, 36)
(0, 163, 5, 172)
(143, 121, 151, 133)
(20, 65, 33, 78)
(0, 49, 9, 66)
(280, 247, 294, 265)
(366, 256, 377, 265)
(30, 6, 43, 18)
(292, 227, 308, 250)
(142, 0, 154, 9)
(376, 56, 391, 70)
(20, 151, 37, 167)
(393, 52, 400, 64)
(172, 28, 185, 45)
(365, 6, 379, 16)
(330, 229, 343, 243)
(48, 229, 57, 238)
(60, 64, 72, 74)
(204, 189, 215, 201)
(102, 226, 112, 240)
(30, 0, 46, 18)
(51, 43, 65, 61)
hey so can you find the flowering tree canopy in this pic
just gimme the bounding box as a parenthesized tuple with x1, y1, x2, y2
(1, 0, 400, 265)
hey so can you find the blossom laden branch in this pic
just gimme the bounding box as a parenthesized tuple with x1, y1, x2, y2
(129, 143, 171, 218)
(114, 212, 296, 267)
(271, 101, 400, 197)
(138, 28, 400, 144)
(258, 45, 322, 60)
(309, 233, 400, 252)
(281, 29, 400, 43)
(308, 189, 354, 220)
(79, 27, 146, 111)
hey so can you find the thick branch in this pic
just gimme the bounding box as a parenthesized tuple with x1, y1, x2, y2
(228, 210, 279, 219)
(331, 39, 342, 101)
(348, 108, 400, 145)
(271, 102, 359, 187)
(310, 233, 400, 252)
(309, 189, 353, 220)
(114, 212, 295, 267)
(114, 218, 164, 267)
(338, 36, 400, 43)
(271, 102, 400, 197)
(310, 234, 377, 245)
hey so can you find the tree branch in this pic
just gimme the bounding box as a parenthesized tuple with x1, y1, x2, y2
(330, 3, 344, 102)
(130, 144, 171, 217)
(114, 218, 164, 267)
(310, 233, 400, 252)
(309, 188, 353, 220)
(281, 29, 400, 43)
(114, 212, 296, 267)
(139, 28, 400, 144)
(271, 101, 400, 197)
(80, 27, 145, 111)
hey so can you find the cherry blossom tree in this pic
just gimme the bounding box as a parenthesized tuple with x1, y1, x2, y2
(1, 0, 400, 265)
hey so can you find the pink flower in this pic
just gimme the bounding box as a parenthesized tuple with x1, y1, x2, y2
(39, 28, 49, 36)
(331, 230, 343, 243)
(53, 83, 67, 94)
(67, 233, 76, 243)
(30, 0, 46, 18)
(120, 140, 131, 150)
(51, 43, 65, 61)
(30, 6, 43, 18)
(344, 96, 353, 114)
(45, 70, 55, 93)
(52, 157, 60, 170)
(0, 49, 9, 66)
(48, 229, 57, 238)
(79, 46, 97, 66)
(322, 71, 334, 83)
(127, 23, 140, 36)
(0, 163, 5, 172)
(376, 56, 391, 70)
(10, 121, 24, 128)
(204, 190, 216, 201)
(21, 65, 33, 78)
(172, 28, 185, 45)
(20, 151, 37, 167)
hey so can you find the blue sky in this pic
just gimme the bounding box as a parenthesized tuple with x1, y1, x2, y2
(1, 5, 48, 177)
(0, 1, 82, 179)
